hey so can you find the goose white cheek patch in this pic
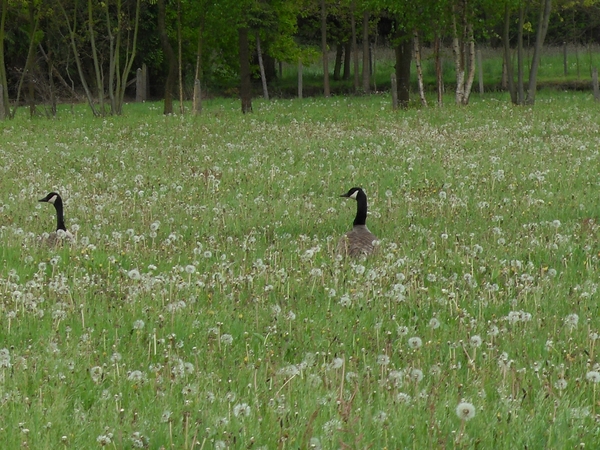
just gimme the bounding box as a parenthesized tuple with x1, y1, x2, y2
(48, 195, 58, 204)
(349, 190, 359, 199)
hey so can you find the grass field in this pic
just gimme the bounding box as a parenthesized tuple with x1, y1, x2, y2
(1, 91, 600, 448)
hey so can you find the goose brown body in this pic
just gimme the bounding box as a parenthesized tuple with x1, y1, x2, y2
(337, 187, 377, 257)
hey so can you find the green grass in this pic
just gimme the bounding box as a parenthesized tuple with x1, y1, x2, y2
(2, 91, 600, 448)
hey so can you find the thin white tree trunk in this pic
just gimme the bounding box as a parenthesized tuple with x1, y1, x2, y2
(452, 15, 465, 104)
(464, 24, 476, 104)
(413, 29, 427, 106)
(256, 35, 269, 100)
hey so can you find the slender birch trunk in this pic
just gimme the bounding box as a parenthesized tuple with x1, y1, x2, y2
(257, 35, 269, 100)
(413, 29, 427, 106)
(321, 0, 330, 97)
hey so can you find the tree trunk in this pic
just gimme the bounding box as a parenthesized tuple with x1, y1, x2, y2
(158, 0, 177, 114)
(343, 41, 351, 80)
(452, 1, 476, 105)
(193, 79, 202, 114)
(321, 0, 330, 97)
(104, 3, 116, 113)
(434, 34, 443, 107)
(517, 3, 525, 103)
(89, 0, 105, 115)
(25, 3, 38, 118)
(361, 10, 370, 93)
(413, 29, 427, 106)
(452, 15, 465, 104)
(351, 1, 359, 91)
(177, 0, 184, 114)
(239, 27, 252, 113)
(502, 4, 517, 104)
(333, 42, 343, 81)
(395, 35, 412, 108)
(115, 0, 141, 115)
(525, 0, 551, 105)
(59, 0, 99, 116)
(11, 2, 39, 119)
(256, 34, 269, 100)
(0, 0, 8, 117)
(193, 17, 204, 114)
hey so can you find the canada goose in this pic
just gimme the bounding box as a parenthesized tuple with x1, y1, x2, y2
(337, 187, 377, 257)
(39, 192, 73, 245)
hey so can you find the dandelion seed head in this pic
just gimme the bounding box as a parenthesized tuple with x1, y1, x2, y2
(456, 401, 476, 421)
(233, 402, 251, 417)
(408, 337, 422, 349)
(586, 371, 600, 383)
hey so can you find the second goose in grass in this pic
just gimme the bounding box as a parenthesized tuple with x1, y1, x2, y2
(39, 192, 73, 245)
(337, 187, 377, 257)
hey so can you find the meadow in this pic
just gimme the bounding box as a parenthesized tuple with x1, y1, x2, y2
(1, 91, 600, 449)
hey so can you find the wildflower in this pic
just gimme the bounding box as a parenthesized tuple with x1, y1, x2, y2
(185, 264, 196, 274)
(429, 318, 441, 329)
(586, 371, 600, 383)
(220, 334, 233, 346)
(278, 365, 300, 377)
(409, 368, 424, 382)
(339, 294, 352, 307)
(161, 411, 172, 423)
(396, 392, 412, 404)
(456, 402, 476, 421)
(377, 354, 390, 366)
(564, 313, 579, 331)
(322, 418, 342, 436)
(397, 326, 409, 336)
(0, 348, 11, 368)
(90, 366, 103, 383)
(408, 337, 422, 349)
(133, 320, 145, 330)
(97, 434, 112, 445)
(127, 269, 141, 280)
(233, 403, 251, 417)
(127, 370, 144, 382)
(470, 335, 483, 348)
(330, 357, 344, 369)
(555, 379, 568, 390)
(373, 411, 388, 423)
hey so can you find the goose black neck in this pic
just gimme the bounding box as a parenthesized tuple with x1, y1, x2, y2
(353, 191, 368, 226)
(54, 198, 66, 231)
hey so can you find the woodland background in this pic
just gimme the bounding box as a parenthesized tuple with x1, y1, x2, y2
(0, 0, 599, 117)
